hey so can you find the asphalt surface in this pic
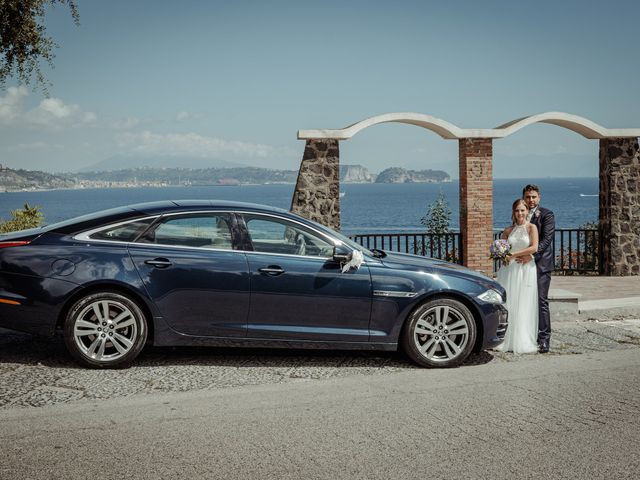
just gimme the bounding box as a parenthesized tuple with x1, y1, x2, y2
(1, 320, 640, 410)
(1, 346, 639, 480)
(1, 320, 640, 479)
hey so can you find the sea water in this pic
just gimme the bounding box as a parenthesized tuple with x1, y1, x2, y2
(0, 178, 598, 234)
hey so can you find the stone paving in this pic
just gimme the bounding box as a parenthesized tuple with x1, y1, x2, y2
(550, 275, 640, 301)
(1, 316, 639, 411)
(549, 275, 640, 321)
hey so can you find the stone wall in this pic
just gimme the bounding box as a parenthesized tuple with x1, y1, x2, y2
(290, 139, 341, 230)
(459, 139, 494, 274)
(599, 138, 640, 275)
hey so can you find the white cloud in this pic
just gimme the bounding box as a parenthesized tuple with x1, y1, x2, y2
(0, 86, 29, 124)
(176, 111, 205, 122)
(111, 117, 141, 129)
(7, 141, 64, 151)
(0, 87, 96, 129)
(26, 98, 96, 129)
(114, 131, 297, 159)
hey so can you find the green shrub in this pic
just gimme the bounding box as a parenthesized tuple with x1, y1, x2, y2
(416, 191, 458, 262)
(421, 191, 451, 234)
(0, 203, 45, 234)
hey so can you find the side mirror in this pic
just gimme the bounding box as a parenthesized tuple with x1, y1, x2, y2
(332, 245, 352, 263)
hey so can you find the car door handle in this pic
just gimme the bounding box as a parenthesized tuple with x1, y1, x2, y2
(144, 258, 172, 269)
(258, 266, 285, 275)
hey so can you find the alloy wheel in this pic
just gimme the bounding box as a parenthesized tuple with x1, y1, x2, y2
(404, 298, 476, 368)
(64, 292, 147, 368)
(413, 305, 470, 362)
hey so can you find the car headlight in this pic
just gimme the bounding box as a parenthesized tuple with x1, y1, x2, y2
(477, 289, 504, 304)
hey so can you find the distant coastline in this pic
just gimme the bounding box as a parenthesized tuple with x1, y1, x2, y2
(0, 164, 451, 193)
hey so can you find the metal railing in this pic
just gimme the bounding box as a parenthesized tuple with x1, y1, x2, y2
(493, 227, 601, 274)
(349, 232, 463, 264)
(350, 227, 600, 274)
(554, 228, 601, 274)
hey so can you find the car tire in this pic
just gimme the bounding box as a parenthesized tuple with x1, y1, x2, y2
(63, 291, 148, 369)
(402, 297, 476, 368)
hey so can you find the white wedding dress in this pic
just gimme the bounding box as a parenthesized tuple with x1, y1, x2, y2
(495, 223, 539, 354)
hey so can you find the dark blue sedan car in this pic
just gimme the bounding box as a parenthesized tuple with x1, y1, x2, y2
(0, 200, 507, 368)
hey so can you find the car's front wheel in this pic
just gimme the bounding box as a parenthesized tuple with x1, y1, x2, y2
(63, 291, 148, 368)
(402, 297, 476, 368)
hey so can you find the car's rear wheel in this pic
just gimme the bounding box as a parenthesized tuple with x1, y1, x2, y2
(402, 297, 476, 368)
(63, 291, 147, 368)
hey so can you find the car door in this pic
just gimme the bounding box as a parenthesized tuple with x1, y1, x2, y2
(239, 213, 372, 342)
(128, 212, 250, 337)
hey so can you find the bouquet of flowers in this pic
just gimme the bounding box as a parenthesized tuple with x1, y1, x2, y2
(489, 239, 512, 266)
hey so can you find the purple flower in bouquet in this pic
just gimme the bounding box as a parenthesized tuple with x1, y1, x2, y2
(489, 239, 512, 265)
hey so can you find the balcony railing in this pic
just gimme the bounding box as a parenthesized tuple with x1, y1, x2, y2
(492, 228, 600, 274)
(349, 232, 463, 264)
(350, 227, 600, 274)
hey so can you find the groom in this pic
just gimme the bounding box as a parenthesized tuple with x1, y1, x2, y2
(518, 184, 555, 353)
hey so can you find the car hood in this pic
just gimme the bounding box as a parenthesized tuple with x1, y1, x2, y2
(377, 251, 497, 286)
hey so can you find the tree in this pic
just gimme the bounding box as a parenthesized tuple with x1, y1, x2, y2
(421, 190, 451, 234)
(0, 203, 44, 233)
(417, 191, 457, 262)
(0, 0, 79, 94)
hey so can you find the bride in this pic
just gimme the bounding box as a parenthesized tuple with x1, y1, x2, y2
(495, 199, 539, 354)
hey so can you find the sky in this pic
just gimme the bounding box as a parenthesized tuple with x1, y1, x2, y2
(1, 0, 639, 178)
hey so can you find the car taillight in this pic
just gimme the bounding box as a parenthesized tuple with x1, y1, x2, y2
(0, 241, 31, 248)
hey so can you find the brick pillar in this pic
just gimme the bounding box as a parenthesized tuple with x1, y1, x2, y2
(599, 138, 640, 275)
(459, 138, 493, 274)
(290, 139, 341, 230)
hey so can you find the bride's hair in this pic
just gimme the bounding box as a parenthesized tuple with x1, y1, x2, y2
(511, 198, 529, 224)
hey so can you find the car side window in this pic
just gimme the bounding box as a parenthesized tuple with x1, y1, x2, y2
(244, 215, 334, 257)
(138, 214, 233, 249)
(89, 218, 155, 242)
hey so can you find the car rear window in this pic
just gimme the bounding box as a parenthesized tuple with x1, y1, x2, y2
(89, 218, 156, 242)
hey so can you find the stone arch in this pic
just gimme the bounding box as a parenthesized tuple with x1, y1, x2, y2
(293, 113, 640, 275)
(494, 112, 639, 139)
(298, 113, 471, 140)
(299, 111, 640, 140)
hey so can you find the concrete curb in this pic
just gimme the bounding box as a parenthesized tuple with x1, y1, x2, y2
(550, 289, 640, 322)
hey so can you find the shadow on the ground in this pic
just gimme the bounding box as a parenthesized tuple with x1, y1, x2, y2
(0, 329, 496, 370)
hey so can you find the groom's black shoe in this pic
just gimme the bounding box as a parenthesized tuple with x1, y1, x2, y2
(538, 341, 549, 353)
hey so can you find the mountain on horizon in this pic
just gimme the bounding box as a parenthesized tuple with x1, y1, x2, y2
(79, 154, 248, 173)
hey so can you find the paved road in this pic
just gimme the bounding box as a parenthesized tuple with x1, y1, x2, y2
(2, 320, 640, 410)
(1, 322, 640, 479)
(1, 347, 639, 480)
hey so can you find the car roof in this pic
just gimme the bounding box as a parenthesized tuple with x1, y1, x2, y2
(130, 199, 289, 215)
(43, 200, 292, 235)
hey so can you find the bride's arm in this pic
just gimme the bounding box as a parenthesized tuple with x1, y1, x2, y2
(511, 224, 539, 258)
(501, 226, 513, 240)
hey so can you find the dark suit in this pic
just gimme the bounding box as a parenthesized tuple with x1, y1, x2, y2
(530, 206, 555, 344)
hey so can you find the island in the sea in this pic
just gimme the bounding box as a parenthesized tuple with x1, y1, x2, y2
(0, 163, 450, 192)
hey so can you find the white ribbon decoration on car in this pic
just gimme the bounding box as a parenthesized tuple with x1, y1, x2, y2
(341, 249, 364, 273)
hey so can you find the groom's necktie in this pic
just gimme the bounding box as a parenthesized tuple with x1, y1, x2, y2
(527, 209, 535, 221)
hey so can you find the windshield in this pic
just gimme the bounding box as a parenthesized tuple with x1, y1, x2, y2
(302, 217, 374, 257)
(332, 229, 375, 257)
